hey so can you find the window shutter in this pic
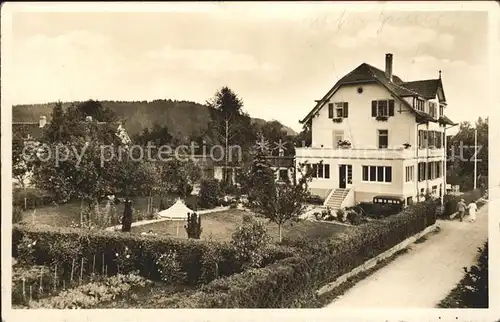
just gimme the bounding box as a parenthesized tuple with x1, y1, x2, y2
(328, 103, 334, 119)
(418, 163, 421, 181)
(325, 164, 330, 179)
(389, 100, 395, 116)
(343, 102, 349, 118)
(371, 101, 377, 117)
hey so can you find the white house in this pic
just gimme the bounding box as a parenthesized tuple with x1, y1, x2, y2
(295, 53, 456, 211)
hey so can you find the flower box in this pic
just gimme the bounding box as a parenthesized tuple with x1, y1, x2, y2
(337, 140, 351, 149)
(375, 116, 388, 121)
(332, 117, 343, 123)
(403, 143, 411, 149)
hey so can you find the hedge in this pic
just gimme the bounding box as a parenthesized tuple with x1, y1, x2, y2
(441, 189, 483, 219)
(156, 200, 437, 308)
(13, 188, 56, 210)
(12, 224, 295, 286)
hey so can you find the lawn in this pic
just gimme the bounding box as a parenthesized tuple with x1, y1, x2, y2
(132, 209, 350, 242)
(19, 195, 198, 227)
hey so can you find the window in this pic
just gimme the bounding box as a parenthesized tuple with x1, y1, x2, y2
(362, 165, 392, 183)
(428, 131, 435, 148)
(436, 161, 441, 178)
(414, 98, 425, 112)
(427, 162, 433, 180)
(439, 105, 444, 116)
(405, 166, 414, 182)
(333, 130, 344, 146)
(418, 162, 427, 181)
(406, 196, 413, 206)
(429, 102, 437, 118)
(418, 130, 429, 149)
(334, 102, 349, 118)
(378, 130, 388, 148)
(279, 169, 288, 181)
(371, 100, 395, 117)
(311, 163, 330, 179)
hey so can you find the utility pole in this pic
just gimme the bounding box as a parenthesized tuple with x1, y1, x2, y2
(474, 127, 477, 190)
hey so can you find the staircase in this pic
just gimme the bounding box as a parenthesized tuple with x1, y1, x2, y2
(324, 188, 350, 211)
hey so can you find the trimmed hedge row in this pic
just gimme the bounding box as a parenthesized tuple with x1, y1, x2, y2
(157, 200, 437, 307)
(441, 189, 483, 218)
(12, 224, 295, 286)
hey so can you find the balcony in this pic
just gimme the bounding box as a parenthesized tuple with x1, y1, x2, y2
(296, 146, 445, 160)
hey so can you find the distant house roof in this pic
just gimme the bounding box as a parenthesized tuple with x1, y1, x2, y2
(300, 60, 451, 125)
(12, 117, 131, 144)
(266, 156, 295, 168)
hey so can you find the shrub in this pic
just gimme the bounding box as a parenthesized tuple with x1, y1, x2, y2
(13, 188, 56, 210)
(305, 195, 324, 205)
(357, 202, 401, 218)
(12, 224, 294, 286)
(155, 250, 186, 284)
(346, 210, 364, 225)
(199, 179, 222, 209)
(438, 242, 488, 308)
(313, 212, 322, 220)
(185, 213, 202, 239)
(231, 215, 271, 269)
(28, 273, 151, 309)
(336, 209, 346, 222)
(13, 206, 24, 224)
(229, 201, 239, 209)
(441, 188, 483, 219)
(157, 200, 437, 307)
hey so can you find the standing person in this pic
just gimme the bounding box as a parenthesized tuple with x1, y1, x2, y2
(456, 199, 467, 222)
(467, 201, 478, 222)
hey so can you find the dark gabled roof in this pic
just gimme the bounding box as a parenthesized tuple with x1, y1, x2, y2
(438, 115, 457, 126)
(400, 79, 442, 99)
(300, 63, 434, 124)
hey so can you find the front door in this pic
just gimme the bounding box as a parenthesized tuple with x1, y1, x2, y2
(339, 165, 346, 188)
(339, 164, 352, 189)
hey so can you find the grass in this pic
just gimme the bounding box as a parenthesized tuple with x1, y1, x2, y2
(19, 194, 198, 227)
(132, 209, 350, 243)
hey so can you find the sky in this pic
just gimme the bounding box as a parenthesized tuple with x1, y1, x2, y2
(7, 3, 492, 133)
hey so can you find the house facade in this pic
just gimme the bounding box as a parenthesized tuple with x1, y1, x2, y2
(295, 53, 456, 210)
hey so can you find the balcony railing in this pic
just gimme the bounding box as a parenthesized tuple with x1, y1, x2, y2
(296, 146, 445, 160)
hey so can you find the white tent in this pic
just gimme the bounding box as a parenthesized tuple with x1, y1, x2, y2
(157, 199, 194, 221)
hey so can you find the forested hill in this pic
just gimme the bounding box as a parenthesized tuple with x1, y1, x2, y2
(12, 100, 297, 139)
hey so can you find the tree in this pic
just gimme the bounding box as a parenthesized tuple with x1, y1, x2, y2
(246, 150, 313, 242)
(163, 159, 202, 199)
(76, 99, 117, 122)
(245, 146, 276, 204)
(447, 117, 488, 191)
(32, 102, 127, 225)
(12, 130, 34, 209)
(206, 87, 256, 185)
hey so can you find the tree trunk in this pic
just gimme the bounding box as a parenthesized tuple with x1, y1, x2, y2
(278, 224, 282, 243)
(225, 119, 229, 186)
(80, 199, 84, 225)
(23, 183, 27, 210)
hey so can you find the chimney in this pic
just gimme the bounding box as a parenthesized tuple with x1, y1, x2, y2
(39, 115, 47, 128)
(385, 53, 393, 81)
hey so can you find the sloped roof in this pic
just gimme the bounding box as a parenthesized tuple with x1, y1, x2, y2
(438, 115, 457, 126)
(400, 79, 441, 99)
(301, 63, 435, 124)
